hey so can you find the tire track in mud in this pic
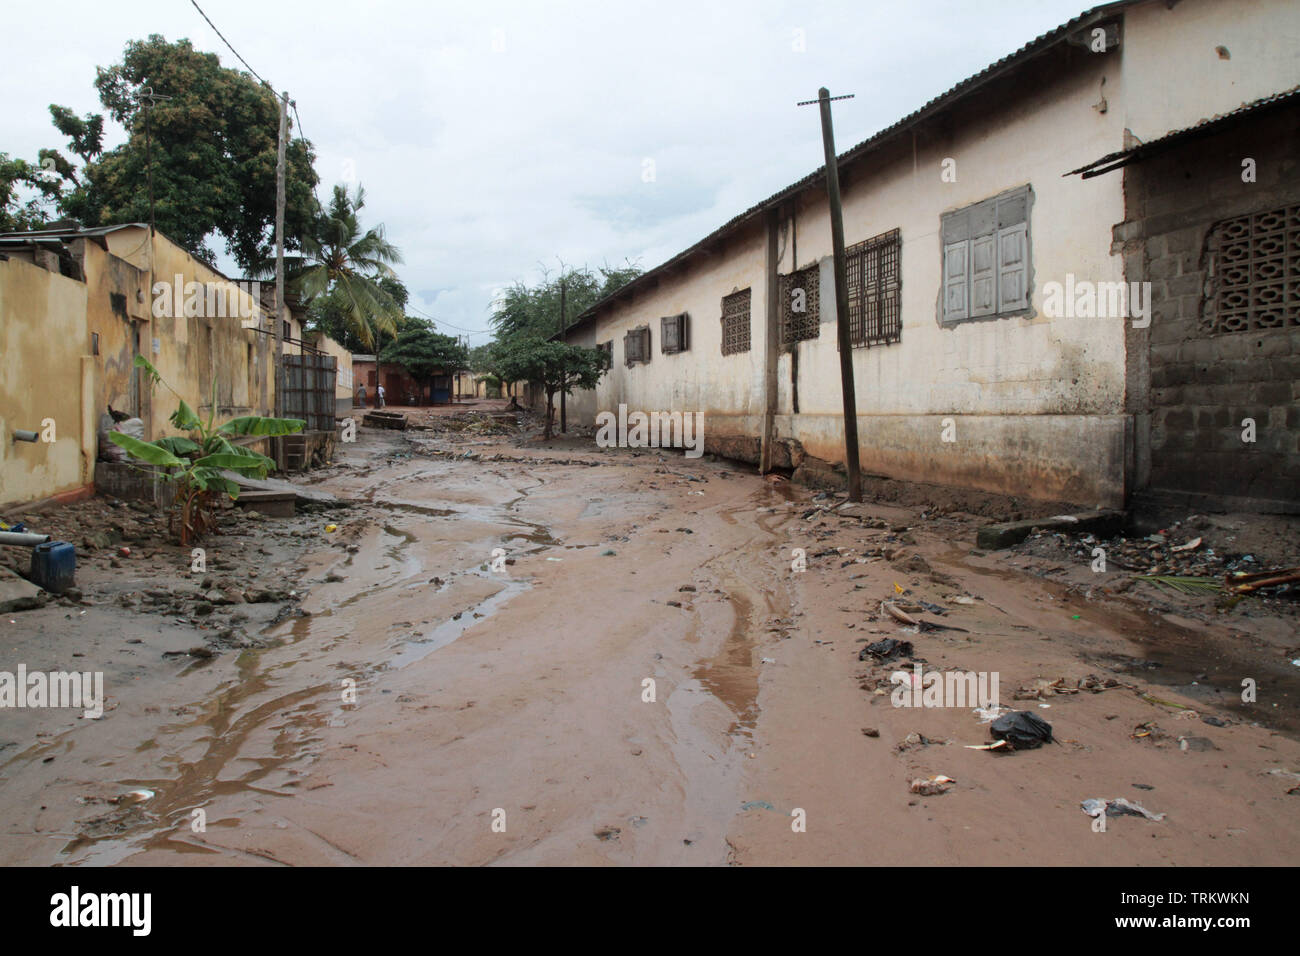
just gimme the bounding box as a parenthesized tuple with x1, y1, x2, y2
(658, 487, 797, 861)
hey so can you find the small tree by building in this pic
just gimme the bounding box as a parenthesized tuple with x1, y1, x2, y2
(494, 338, 610, 439)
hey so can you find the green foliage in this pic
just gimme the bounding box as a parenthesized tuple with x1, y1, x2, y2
(492, 337, 611, 438)
(278, 183, 403, 349)
(108, 356, 303, 543)
(0, 152, 62, 230)
(489, 263, 640, 347)
(39, 35, 319, 270)
(379, 327, 468, 384)
(308, 275, 411, 354)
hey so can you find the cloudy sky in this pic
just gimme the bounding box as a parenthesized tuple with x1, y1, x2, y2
(8, 0, 1091, 342)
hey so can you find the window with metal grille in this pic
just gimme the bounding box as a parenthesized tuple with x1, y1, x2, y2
(661, 313, 689, 353)
(780, 264, 820, 344)
(846, 228, 902, 347)
(721, 288, 751, 355)
(1204, 203, 1300, 334)
(624, 326, 650, 365)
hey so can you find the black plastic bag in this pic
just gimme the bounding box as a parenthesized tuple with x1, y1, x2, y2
(990, 710, 1054, 749)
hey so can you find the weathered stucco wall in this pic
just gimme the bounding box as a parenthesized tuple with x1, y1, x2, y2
(0, 257, 92, 508)
(591, 220, 770, 448)
(779, 44, 1128, 503)
(1121, 0, 1300, 145)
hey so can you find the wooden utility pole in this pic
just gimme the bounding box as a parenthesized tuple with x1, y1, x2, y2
(801, 87, 862, 501)
(273, 90, 288, 420)
(559, 274, 567, 433)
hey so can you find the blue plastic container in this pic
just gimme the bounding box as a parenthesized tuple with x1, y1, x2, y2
(30, 541, 76, 593)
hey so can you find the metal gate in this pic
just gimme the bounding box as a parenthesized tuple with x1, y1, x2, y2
(280, 353, 337, 432)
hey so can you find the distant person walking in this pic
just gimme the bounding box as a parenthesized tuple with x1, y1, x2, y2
(357, 383, 367, 408)
(377, 384, 386, 409)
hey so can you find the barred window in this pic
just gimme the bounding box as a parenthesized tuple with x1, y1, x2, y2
(847, 228, 901, 347)
(721, 288, 751, 355)
(780, 264, 820, 344)
(1204, 203, 1300, 334)
(661, 313, 689, 353)
(624, 326, 650, 365)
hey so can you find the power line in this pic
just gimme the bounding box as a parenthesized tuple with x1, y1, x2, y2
(408, 304, 494, 337)
(189, 0, 272, 90)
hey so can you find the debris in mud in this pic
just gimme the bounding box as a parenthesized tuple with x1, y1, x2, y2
(1178, 735, 1218, 752)
(594, 826, 621, 841)
(859, 638, 914, 661)
(1081, 797, 1166, 822)
(896, 732, 942, 753)
(861, 727, 880, 737)
(989, 711, 1054, 749)
(909, 775, 955, 795)
(1013, 675, 1128, 700)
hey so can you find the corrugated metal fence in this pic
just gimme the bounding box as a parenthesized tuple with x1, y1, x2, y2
(280, 353, 338, 432)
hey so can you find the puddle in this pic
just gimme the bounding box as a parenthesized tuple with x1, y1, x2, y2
(389, 570, 532, 669)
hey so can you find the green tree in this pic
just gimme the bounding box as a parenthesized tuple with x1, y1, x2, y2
(494, 338, 611, 439)
(379, 327, 469, 403)
(0, 153, 61, 230)
(40, 35, 318, 269)
(279, 184, 403, 349)
(308, 274, 409, 353)
(490, 263, 640, 348)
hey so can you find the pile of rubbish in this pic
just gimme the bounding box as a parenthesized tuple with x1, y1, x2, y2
(1015, 515, 1299, 600)
(414, 411, 524, 438)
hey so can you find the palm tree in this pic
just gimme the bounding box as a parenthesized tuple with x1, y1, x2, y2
(276, 184, 404, 348)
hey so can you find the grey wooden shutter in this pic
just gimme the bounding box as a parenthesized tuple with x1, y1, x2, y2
(661, 315, 679, 353)
(970, 234, 997, 317)
(995, 188, 1030, 312)
(943, 240, 969, 322)
(942, 208, 970, 324)
(997, 223, 1028, 312)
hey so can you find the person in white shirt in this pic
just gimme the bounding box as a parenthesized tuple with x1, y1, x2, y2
(377, 384, 386, 408)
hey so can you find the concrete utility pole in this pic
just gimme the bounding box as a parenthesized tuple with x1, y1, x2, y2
(800, 87, 862, 502)
(274, 90, 288, 422)
(559, 274, 567, 433)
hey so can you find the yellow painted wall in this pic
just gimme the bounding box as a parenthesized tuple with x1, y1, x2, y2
(0, 257, 91, 508)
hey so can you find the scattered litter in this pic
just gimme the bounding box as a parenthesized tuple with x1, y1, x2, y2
(1178, 735, 1217, 752)
(965, 740, 1010, 751)
(990, 710, 1054, 749)
(741, 800, 774, 811)
(910, 775, 955, 796)
(760, 657, 776, 664)
(859, 638, 914, 661)
(1201, 715, 1228, 727)
(972, 705, 1010, 722)
(882, 602, 918, 626)
(324, 524, 337, 533)
(118, 788, 155, 804)
(1171, 537, 1202, 552)
(1081, 797, 1166, 822)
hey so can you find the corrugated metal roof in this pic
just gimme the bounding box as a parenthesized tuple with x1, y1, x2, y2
(1066, 84, 1300, 177)
(0, 222, 148, 241)
(562, 0, 1140, 334)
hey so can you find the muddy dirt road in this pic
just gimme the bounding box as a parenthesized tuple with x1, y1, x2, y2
(2, 421, 1298, 866)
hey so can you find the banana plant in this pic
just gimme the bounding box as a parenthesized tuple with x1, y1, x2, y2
(109, 356, 305, 544)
